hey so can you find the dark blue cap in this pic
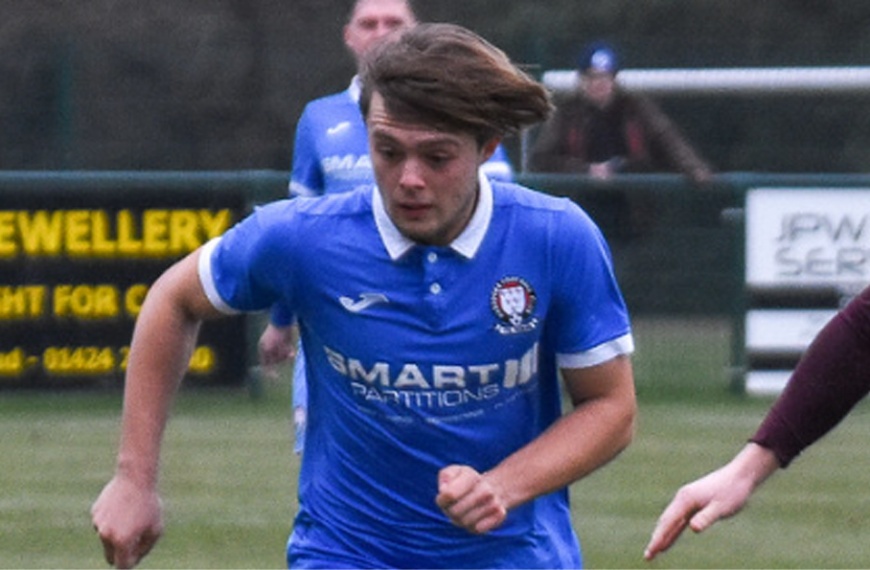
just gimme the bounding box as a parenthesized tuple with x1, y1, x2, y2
(577, 41, 619, 74)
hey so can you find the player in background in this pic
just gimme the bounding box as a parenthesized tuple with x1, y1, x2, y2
(92, 23, 636, 568)
(645, 284, 870, 562)
(258, 0, 514, 454)
(287, 0, 513, 199)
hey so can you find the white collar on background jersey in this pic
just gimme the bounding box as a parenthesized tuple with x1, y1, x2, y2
(348, 76, 362, 103)
(373, 171, 493, 261)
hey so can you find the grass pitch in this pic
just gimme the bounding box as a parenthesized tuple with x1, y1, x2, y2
(2, 317, 869, 568)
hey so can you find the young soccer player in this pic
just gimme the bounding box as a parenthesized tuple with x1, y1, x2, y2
(92, 23, 636, 569)
(259, 0, 514, 455)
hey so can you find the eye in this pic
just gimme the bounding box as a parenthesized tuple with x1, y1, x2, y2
(374, 145, 402, 162)
(426, 153, 453, 168)
(383, 17, 405, 31)
(357, 18, 378, 31)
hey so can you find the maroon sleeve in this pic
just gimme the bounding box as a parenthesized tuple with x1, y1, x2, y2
(750, 286, 870, 467)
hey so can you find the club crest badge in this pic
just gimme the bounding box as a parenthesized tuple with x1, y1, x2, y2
(491, 276, 538, 334)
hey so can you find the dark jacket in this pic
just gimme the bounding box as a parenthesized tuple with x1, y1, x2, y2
(529, 88, 712, 183)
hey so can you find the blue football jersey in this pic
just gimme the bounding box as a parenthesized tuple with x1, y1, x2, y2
(289, 78, 514, 198)
(199, 176, 633, 569)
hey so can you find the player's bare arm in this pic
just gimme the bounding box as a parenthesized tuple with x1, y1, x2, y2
(437, 355, 636, 534)
(644, 442, 780, 561)
(91, 249, 221, 569)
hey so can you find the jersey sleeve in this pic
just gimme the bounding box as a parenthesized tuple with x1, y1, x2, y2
(548, 201, 634, 369)
(289, 105, 324, 198)
(750, 285, 870, 467)
(269, 303, 296, 328)
(198, 202, 299, 316)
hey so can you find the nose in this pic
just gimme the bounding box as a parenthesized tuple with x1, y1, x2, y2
(374, 22, 396, 39)
(398, 158, 425, 190)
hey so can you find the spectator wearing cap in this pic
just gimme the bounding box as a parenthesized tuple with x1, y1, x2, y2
(529, 41, 712, 185)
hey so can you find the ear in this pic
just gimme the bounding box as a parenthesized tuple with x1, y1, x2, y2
(479, 137, 502, 165)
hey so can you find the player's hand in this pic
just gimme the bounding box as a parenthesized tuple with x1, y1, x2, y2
(91, 475, 164, 569)
(588, 161, 614, 180)
(435, 465, 508, 534)
(690, 166, 713, 186)
(644, 444, 780, 561)
(257, 324, 297, 377)
(643, 469, 743, 560)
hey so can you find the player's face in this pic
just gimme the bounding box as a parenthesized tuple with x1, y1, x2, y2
(367, 92, 499, 247)
(581, 70, 616, 108)
(344, 0, 416, 61)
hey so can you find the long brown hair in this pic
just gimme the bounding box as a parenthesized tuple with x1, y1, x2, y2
(359, 23, 552, 145)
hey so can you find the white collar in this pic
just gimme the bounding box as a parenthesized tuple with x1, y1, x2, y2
(373, 171, 493, 261)
(348, 76, 362, 103)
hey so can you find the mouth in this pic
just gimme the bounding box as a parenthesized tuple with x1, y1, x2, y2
(397, 203, 432, 219)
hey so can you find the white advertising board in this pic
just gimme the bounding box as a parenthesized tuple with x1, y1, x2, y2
(743, 187, 870, 397)
(745, 188, 870, 290)
(745, 371, 793, 397)
(745, 309, 837, 353)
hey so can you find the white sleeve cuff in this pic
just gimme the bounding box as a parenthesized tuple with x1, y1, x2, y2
(557, 333, 634, 369)
(197, 238, 241, 315)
